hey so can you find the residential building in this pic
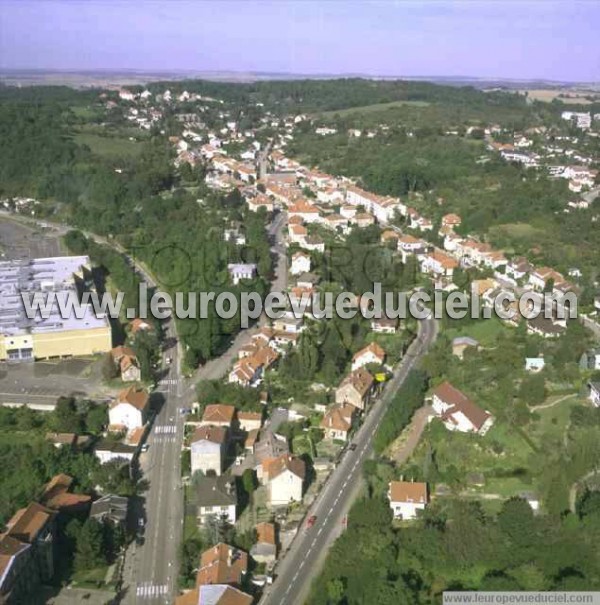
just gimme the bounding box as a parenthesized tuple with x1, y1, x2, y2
(250, 522, 277, 565)
(175, 585, 252, 605)
(90, 495, 129, 527)
(290, 251, 311, 276)
(371, 318, 398, 334)
(39, 474, 91, 514)
(525, 357, 546, 373)
(320, 404, 356, 442)
(200, 404, 236, 429)
(588, 382, 600, 407)
(263, 454, 305, 507)
(227, 263, 257, 285)
(351, 342, 386, 371)
(190, 426, 228, 476)
(431, 381, 494, 435)
(111, 346, 141, 382)
(196, 543, 248, 587)
(237, 411, 262, 432)
(335, 368, 375, 411)
(451, 337, 479, 359)
(388, 481, 428, 520)
(108, 386, 150, 431)
(0, 534, 33, 605)
(195, 475, 237, 526)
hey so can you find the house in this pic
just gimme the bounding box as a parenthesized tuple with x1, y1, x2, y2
(0, 533, 33, 604)
(580, 348, 600, 371)
(237, 411, 262, 432)
(247, 194, 274, 213)
(441, 213, 462, 228)
(388, 481, 428, 520)
(94, 440, 137, 464)
(228, 263, 257, 285)
(197, 542, 248, 587)
(351, 342, 386, 371)
(229, 347, 279, 387)
(431, 381, 494, 435)
(525, 357, 546, 373)
(335, 368, 375, 411)
(190, 426, 228, 476)
(263, 454, 305, 507)
(529, 267, 564, 291)
(39, 474, 91, 514)
(588, 382, 600, 407)
(420, 249, 458, 278)
(527, 316, 565, 339)
(371, 317, 398, 334)
(110, 346, 141, 382)
(254, 430, 289, 474)
(44, 432, 77, 449)
(195, 475, 238, 525)
(90, 495, 129, 527)
(5, 502, 56, 582)
(200, 404, 236, 429)
(130, 317, 154, 335)
(175, 585, 252, 605)
(290, 251, 311, 276)
(250, 522, 277, 565)
(451, 337, 479, 359)
(108, 386, 150, 431)
(320, 404, 356, 442)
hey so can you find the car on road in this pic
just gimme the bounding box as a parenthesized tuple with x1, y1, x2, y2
(349, 443, 357, 451)
(306, 515, 317, 529)
(166, 357, 172, 365)
(141, 444, 149, 452)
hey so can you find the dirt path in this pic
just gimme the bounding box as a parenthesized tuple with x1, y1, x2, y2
(386, 404, 434, 464)
(530, 393, 573, 411)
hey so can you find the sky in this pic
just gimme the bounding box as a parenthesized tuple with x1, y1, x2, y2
(0, 1, 599, 82)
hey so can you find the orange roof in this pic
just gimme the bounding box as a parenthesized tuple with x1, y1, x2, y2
(256, 522, 276, 545)
(6, 503, 54, 544)
(130, 318, 153, 333)
(191, 425, 227, 445)
(113, 386, 149, 411)
(442, 213, 462, 226)
(238, 411, 262, 423)
(202, 404, 236, 425)
(0, 533, 29, 582)
(352, 342, 386, 363)
(432, 381, 491, 431)
(196, 543, 248, 587)
(245, 428, 260, 449)
(263, 454, 306, 481)
(111, 345, 136, 360)
(429, 249, 458, 269)
(339, 368, 374, 398)
(288, 215, 304, 225)
(389, 481, 428, 503)
(320, 404, 355, 433)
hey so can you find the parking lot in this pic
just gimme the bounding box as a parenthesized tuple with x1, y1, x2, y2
(0, 216, 64, 260)
(0, 357, 116, 409)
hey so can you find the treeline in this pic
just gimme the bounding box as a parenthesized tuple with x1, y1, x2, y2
(143, 77, 528, 114)
(308, 492, 600, 604)
(373, 369, 428, 454)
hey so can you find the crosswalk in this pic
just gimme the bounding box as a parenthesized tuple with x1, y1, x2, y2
(136, 583, 168, 598)
(159, 379, 178, 385)
(154, 425, 177, 434)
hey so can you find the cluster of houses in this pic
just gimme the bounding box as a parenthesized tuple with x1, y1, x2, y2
(0, 474, 128, 603)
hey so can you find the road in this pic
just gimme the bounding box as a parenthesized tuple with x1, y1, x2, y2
(260, 316, 438, 605)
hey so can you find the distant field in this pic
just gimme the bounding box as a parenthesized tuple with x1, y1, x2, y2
(319, 99, 431, 117)
(74, 132, 143, 159)
(520, 89, 597, 104)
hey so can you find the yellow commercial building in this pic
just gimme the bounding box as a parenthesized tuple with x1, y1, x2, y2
(0, 256, 113, 361)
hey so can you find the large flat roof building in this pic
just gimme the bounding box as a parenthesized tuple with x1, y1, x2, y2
(0, 256, 112, 361)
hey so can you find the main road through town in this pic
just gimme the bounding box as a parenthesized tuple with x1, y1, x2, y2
(260, 315, 438, 605)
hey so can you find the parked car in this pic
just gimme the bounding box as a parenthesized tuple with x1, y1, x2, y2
(306, 515, 317, 529)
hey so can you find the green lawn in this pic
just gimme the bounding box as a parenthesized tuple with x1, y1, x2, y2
(445, 316, 507, 347)
(319, 99, 431, 118)
(292, 433, 316, 458)
(74, 132, 143, 159)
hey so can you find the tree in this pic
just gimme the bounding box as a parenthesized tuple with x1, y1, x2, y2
(326, 577, 346, 604)
(101, 352, 119, 381)
(518, 374, 546, 406)
(51, 396, 82, 433)
(74, 518, 105, 571)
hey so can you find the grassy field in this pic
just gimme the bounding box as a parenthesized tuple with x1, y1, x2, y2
(444, 316, 507, 347)
(319, 99, 431, 118)
(519, 89, 597, 104)
(74, 132, 143, 159)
